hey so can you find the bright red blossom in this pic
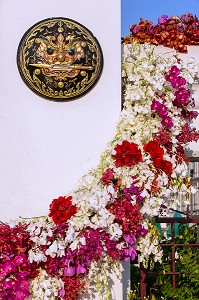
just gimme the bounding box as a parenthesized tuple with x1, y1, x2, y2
(144, 140, 173, 176)
(112, 141, 142, 167)
(49, 196, 77, 225)
(143, 140, 164, 163)
(153, 159, 173, 176)
(60, 276, 85, 300)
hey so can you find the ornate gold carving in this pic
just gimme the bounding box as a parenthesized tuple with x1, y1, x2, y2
(17, 18, 103, 101)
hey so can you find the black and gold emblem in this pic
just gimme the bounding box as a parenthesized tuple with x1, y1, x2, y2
(17, 18, 103, 101)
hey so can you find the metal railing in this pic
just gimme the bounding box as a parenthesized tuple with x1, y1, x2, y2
(140, 215, 199, 299)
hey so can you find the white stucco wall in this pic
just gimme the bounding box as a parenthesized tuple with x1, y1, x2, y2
(0, 0, 121, 221)
(0, 2, 128, 299)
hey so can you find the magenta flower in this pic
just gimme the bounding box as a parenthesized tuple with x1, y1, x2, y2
(161, 116, 174, 129)
(0, 264, 7, 277)
(14, 254, 27, 266)
(181, 13, 194, 23)
(158, 15, 168, 24)
(76, 264, 87, 275)
(123, 245, 137, 261)
(124, 234, 136, 245)
(16, 272, 29, 280)
(151, 99, 161, 111)
(151, 99, 168, 117)
(192, 22, 199, 31)
(15, 289, 30, 300)
(4, 261, 17, 274)
(174, 87, 190, 107)
(58, 288, 66, 297)
(171, 76, 186, 89)
(64, 266, 76, 277)
(63, 248, 74, 265)
(147, 23, 154, 34)
(177, 22, 187, 32)
(123, 185, 144, 203)
(16, 279, 30, 290)
(130, 24, 140, 34)
(136, 225, 148, 238)
(158, 104, 168, 117)
(165, 66, 180, 82)
(4, 278, 17, 289)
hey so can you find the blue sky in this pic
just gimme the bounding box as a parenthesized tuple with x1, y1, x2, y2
(122, 0, 199, 36)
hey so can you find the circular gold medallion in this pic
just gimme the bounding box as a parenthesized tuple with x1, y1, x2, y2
(17, 18, 103, 101)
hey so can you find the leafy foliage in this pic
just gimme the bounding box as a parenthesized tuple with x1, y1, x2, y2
(127, 224, 199, 300)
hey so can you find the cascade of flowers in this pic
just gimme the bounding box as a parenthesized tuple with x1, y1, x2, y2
(1, 27, 199, 300)
(122, 13, 199, 53)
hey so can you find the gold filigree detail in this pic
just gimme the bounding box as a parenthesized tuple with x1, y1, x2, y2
(17, 18, 103, 101)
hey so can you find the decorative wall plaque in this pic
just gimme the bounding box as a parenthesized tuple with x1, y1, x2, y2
(17, 18, 103, 101)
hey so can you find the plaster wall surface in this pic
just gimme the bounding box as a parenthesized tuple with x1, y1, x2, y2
(0, 0, 121, 221)
(0, 2, 126, 299)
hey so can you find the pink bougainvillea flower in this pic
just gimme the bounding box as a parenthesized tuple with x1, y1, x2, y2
(4, 261, 17, 274)
(165, 66, 181, 82)
(130, 24, 140, 34)
(158, 14, 169, 24)
(151, 99, 161, 111)
(151, 99, 168, 117)
(0, 264, 7, 277)
(161, 116, 174, 129)
(123, 185, 144, 204)
(64, 266, 76, 277)
(123, 245, 137, 261)
(171, 76, 186, 88)
(181, 13, 194, 23)
(124, 234, 136, 245)
(173, 87, 190, 107)
(4, 278, 17, 289)
(177, 22, 187, 32)
(15, 289, 30, 300)
(122, 13, 199, 53)
(14, 254, 27, 266)
(76, 264, 87, 275)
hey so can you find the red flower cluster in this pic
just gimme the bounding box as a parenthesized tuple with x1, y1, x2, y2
(107, 199, 143, 235)
(112, 140, 142, 167)
(122, 13, 199, 53)
(49, 196, 77, 225)
(154, 130, 172, 151)
(175, 144, 190, 164)
(144, 140, 173, 176)
(61, 276, 85, 300)
(101, 168, 114, 185)
(0, 223, 31, 256)
(101, 168, 121, 190)
(176, 124, 199, 144)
